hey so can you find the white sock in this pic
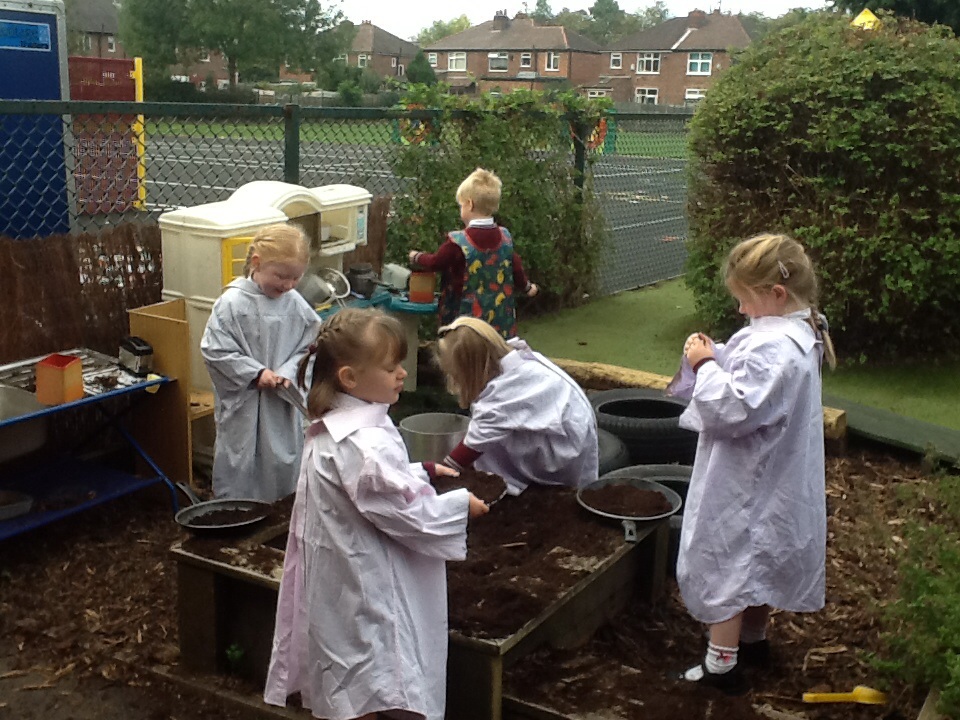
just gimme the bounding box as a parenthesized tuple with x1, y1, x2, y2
(684, 642, 739, 679)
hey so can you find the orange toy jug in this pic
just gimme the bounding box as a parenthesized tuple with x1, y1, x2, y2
(408, 271, 436, 304)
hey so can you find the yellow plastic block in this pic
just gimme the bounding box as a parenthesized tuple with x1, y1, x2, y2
(36, 354, 84, 405)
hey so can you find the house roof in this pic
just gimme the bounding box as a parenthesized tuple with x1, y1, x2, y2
(351, 20, 420, 57)
(614, 10, 751, 52)
(70, 0, 119, 35)
(426, 14, 602, 53)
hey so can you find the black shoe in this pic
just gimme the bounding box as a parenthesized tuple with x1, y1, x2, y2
(739, 639, 771, 667)
(676, 663, 750, 696)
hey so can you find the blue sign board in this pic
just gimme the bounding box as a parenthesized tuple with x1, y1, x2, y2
(0, 3, 70, 238)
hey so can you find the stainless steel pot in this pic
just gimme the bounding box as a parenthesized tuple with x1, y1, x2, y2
(398, 413, 470, 463)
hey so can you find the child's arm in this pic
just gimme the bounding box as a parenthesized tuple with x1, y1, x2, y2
(200, 304, 263, 392)
(681, 338, 792, 438)
(408, 239, 460, 271)
(512, 253, 537, 297)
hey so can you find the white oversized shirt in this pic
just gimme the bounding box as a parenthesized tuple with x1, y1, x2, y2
(466, 338, 599, 494)
(264, 394, 470, 720)
(200, 277, 320, 501)
(669, 310, 827, 624)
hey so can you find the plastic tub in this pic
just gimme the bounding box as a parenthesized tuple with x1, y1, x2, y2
(398, 413, 470, 463)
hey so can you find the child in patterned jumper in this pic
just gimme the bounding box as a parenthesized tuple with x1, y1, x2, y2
(409, 167, 538, 339)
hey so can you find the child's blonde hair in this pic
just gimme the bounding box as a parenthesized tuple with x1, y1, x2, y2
(243, 223, 309, 278)
(456, 168, 502, 216)
(725, 233, 836, 369)
(297, 308, 407, 417)
(435, 316, 511, 407)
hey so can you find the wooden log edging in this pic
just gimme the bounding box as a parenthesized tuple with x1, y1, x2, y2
(551, 358, 847, 442)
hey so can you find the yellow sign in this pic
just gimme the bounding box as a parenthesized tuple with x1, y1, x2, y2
(851, 8, 881, 30)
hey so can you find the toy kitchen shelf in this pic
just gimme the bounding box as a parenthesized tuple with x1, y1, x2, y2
(0, 348, 178, 542)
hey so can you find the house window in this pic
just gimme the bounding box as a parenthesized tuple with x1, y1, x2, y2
(587, 89, 609, 98)
(358, 54, 368, 68)
(448, 52, 466, 71)
(520, 52, 531, 67)
(199, 50, 210, 63)
(635, 87, 658, 104)
(610, 52, 622, 70)
(398, 64, 404, 76)
(685, 88, 707, 103)
(428, 52, 438, 67)
(391, 57, 397, 68)
(488, 52, 508, 72)
(82, 34, 92, 52)
(688, 52, 712, 75)
(637, 52, 660, 74)
(107, 35, 116, 53)
(546, 51, 560, 71)
(334, 53, 347, 62)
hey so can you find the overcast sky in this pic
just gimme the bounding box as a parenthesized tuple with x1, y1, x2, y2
(342, 1, 834, 42)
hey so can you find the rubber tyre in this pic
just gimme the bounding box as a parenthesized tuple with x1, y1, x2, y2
(600, 464, 692, 575)
(597, 428, 631, 476)
(589, 388, 698, 465)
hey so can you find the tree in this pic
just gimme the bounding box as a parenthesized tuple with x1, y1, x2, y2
(406, 51, 438, 85)
(587, 0, 627, 43)
(830, 0, 960, 34)
(552, 8, 591, 36)
(415, 15, 471, 46)
(121, 0, 347, 89)
(532, 0, 553, 24)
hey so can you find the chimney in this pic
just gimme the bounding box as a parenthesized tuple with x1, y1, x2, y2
(361, 20, 372, 25)
(493, 10, 509, 31)
(688, 10, 707, 28)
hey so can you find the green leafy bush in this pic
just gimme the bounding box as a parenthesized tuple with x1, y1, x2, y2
(685, 12, 960, 358)
(386, 85, 609, 310)
(877, 473, 960, 717)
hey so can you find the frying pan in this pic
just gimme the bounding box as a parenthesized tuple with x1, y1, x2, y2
(174, 483, 272, 534)
(577, 476, 682, 542)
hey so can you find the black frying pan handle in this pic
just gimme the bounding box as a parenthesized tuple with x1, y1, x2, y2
(176, 482, 203, 506)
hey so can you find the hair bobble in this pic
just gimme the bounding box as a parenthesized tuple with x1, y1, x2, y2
(308, 342, 318, 354)
(777, 260, 790, 279)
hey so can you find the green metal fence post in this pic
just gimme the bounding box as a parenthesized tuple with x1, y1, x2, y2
(283, 103, 300, 185)
(572, 119, 588, 202)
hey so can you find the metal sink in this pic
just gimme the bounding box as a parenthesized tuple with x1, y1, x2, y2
(0, 385, 48, 463)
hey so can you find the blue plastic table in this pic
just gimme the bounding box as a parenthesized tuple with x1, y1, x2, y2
(0, 348, 178, 541)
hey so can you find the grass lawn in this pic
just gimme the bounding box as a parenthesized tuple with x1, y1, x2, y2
(612, 130, 688, 159)
(520, 279, 960, 431)
(147, 119, 393, 145)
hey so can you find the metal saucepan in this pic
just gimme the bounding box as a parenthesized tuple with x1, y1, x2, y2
(174, 483, 272, 534)
(577, 476, 682, 542)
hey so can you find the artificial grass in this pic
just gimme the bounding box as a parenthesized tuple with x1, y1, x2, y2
(520, 279, 960, 431)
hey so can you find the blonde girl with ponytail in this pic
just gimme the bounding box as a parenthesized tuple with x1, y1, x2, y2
(667, 233, 834, 695)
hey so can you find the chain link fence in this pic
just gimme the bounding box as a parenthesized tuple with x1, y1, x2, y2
(0, 100, 691, 296)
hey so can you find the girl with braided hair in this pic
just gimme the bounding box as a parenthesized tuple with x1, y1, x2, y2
(200, 223, 320, 501)
(666, 233, 835, 695)
(264, 308, 488, 720)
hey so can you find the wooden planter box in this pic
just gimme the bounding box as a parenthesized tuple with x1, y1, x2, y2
(171, 521, 669, 720)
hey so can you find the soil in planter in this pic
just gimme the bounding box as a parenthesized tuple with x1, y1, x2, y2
(580, 483, 672, 518)
(432, 467, 507, 504)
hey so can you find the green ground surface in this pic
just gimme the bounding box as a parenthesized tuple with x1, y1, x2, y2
(147, 119, 394, 144)
(612, 130, 688, 158)
(520, 279, 960, 431)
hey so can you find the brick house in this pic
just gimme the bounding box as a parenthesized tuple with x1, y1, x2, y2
(281, 20, 420, 83)
(595, 9, 751, 106)
(424, 11, 603, 95)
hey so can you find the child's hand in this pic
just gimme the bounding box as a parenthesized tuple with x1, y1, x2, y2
(408, 250, 420, 264)
(684, 335, 714, 368)
(434, 464, 460, 478)
(468, 492, 489, 518)
(526, 283, 539, 298)
(257, 369, 283, 389)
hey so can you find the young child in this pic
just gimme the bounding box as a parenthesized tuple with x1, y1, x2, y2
(408, 167, 538, 339)
(434, 316, 598, 495)
(666, 233, 836, 695)
(200, 222, 320, 501)
(263, 308, 488, 720)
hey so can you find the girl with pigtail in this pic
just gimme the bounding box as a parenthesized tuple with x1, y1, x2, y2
(200, 223, 320, 501)
(666, 233, 835, 695)
(264, 308, 488, 720)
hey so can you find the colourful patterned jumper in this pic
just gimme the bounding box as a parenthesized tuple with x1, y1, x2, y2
(439, 228, 517, 338)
